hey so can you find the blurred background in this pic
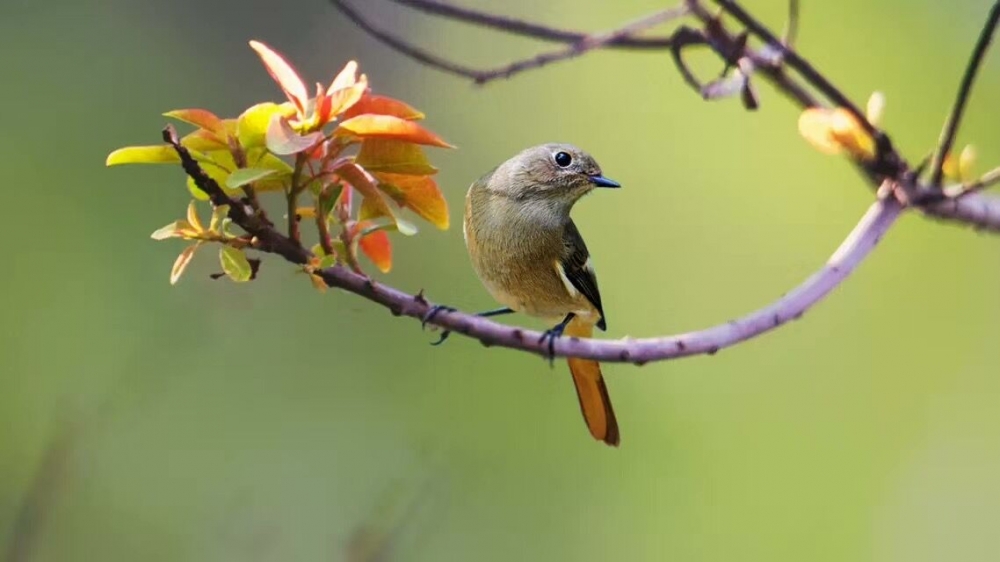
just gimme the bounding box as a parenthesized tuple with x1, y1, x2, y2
(2, 0, 999, 560)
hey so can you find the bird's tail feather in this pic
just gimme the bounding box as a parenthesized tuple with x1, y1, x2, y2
(565, 318, 620, 446)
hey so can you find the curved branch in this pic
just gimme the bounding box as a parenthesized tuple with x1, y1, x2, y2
(162, 123, 903, 365)
(318, 197, 902, 363)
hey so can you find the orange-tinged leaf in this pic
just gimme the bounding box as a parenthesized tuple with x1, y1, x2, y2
(295, 206, 317, 220)
(151, 219, 197, 240)
(337, 114, 452, 148)
(249, 40, 308, 114)
(358, 224, 392, 273)
(266, 114, 323, 155)
(106, 145, 180, 166)
(343, 94, 424, 121)
(327, 79, 368, 120)
(170, 244, 199, 285)
(334, 162, 397, 222)
(798, 107, 875, 161)
(355, 139, 438, 175)
(164, 109, 226, 135)
(375, 173, 449, 229)
(186, 200, 205, 232)
(182, 129, 228, 152)
(327, 60, 358, 94)
(309, 272, 328, 293)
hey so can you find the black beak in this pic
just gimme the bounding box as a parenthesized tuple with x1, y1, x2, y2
(589, 174, 621, 188)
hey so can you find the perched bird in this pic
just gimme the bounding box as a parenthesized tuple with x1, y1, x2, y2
(445, 143, 622, 446)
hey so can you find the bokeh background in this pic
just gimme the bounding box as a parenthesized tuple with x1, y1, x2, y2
(3, 0, 999, 560)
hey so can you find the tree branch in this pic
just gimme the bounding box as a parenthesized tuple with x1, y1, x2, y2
(333, 0, 1000, 231)
(928, 0, 1000, 187)
(163, 124, 900, 363)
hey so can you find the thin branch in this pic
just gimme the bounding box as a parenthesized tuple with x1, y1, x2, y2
(163, 124, 902, 363)
(332, 0, 491, 81)
(335, 0, 1000, 232)
(928, 0, 1000, 187)
(467, 6, 689, 84)
(707, 0, 877, 138)
(943, 166, 1000, 198)
(389, 0, 675, 49)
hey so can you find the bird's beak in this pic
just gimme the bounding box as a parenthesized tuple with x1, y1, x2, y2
(588, 174, 621, 188)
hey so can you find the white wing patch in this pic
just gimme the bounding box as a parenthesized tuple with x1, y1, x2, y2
(554, 260, 579, 298)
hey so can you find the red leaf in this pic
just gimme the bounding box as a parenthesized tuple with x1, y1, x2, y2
(249, 40, 308, 115)
(336, 114, 453, 148)
(357, 224, 392, 273)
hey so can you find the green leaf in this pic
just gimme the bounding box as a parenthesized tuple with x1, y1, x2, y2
(170, 244, 199, 284)
(237, 102, 293, 149)
(106, 145, 180, 166)
(226, 167, 277, 189)
(318, 254, 338, 269)
(187, 177, 210, 201)
(210, 204, 230, 233)
(219, 246, 253, 282)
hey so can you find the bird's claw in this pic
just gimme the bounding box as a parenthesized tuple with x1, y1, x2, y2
(538, 324, 567, 366)
(422, 305, 456, 346)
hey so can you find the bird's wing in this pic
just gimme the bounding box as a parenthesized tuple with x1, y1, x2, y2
(559, 220, 607, 331)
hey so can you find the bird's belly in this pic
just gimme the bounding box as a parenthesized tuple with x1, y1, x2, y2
(479, 261, 595, 323)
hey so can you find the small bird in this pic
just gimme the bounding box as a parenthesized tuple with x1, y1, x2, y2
(441, 143, 622, 446)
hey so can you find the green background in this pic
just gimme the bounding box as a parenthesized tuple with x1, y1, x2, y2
(2, 0, 999, 560)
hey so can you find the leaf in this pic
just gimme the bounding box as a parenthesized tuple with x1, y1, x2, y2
(309, 273, 328, 293)
(186, 201, 205, 232)
(865, 92, 885, 127)
(357, 224, 392, 273)
(295, 206, 317, 220)
(337, 114, 453, 148)
(187, 176, 210, 201)
(317, 253, 338, 269)
(164, 108, 226, 135)
(210, 204, 230, 232)
(355, 139, 438, 175)
(266, 114, 323, 155)
(219, 246, 253, 282)
(327, 60, 358, 94)
(343, 94, 424, 121)
(181, 128, 229, 152)
(376, 173, 449, 229)
(226, 167, 277, 189)
(335, 162, 416, 235)
(151, 219, 197, 240)
(106, 145, 180, 166)
(170, 244, 199, 285)
(797, 107, 875, 161)
(327, 80, 369, 121)
(249, 40, 308, 114)
(237, 102, 295, 149)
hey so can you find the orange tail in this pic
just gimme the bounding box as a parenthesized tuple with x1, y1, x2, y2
(565, 318, 620, 447)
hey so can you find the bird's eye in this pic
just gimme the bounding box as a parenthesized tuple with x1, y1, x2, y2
(554, 151, 572, 167)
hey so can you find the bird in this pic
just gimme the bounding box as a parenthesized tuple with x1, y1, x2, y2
(431, 143, 622, 446)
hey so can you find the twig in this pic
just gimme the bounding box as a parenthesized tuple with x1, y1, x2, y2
(390, 0, 674, 49)
(163, 123, 902, 363)
(336, 0, 1000, 231)
(468, 6, 689, 84)
(942, 166, 1000, 199)
(332, 0, 498, 81)
(928, 0, 1000, 187)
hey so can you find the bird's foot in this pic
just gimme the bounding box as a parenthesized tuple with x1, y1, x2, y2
(422, 305, 456, 345)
